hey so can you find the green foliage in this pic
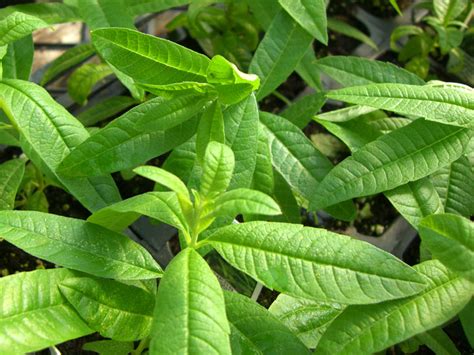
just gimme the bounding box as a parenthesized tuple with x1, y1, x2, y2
(0, 3, 473, 354)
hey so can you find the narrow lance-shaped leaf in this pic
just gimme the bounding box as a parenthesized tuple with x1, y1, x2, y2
(212, 188, 281, 218)
(0, 269, 92, 354)
(269, 294, 345, 349)
(416, 327, 461, 355)
(0, 3, 80, 24)
(77, 0, 135, 30)
(0, 12, 48, 46)
(58, 94, 207, 177)
(83, 340, 134, 355)
(41, 43, 95, 86)
(92, 27, 210, 86)
(316, 56, 425, 87)
(0, 79, 121, 212)
(310, 119, 471, 210)
(281, 92, 325, 129)
(0, 159, 25, 210)
(0, 210, 163, 280)
(432, 155, 474, 217)
(327, 19, 378, 50)
(260, 112, 356, 221)
(68, 63, 113, 105)
(128, 0, 192, 16)
(419, 213, 474, 281)
(134, 166, 189, 199)
(249, 10, 312, 100)
(60, 277, 155, 341)
(209, 222, 427, 304)
(278, 0, 327, 44)
(88, 191, 188, 233)
(200, 141, 235, 198)
(1, 35, 33, 80)
(317, 261, 474, 354)
(196, 100, 225, 164)
(77, 95, 137, 127)
(327, 83, 474, 127)
(225, 291, 311, 354)
(150, 248, 231, 354)
(223, 94, 259, 189)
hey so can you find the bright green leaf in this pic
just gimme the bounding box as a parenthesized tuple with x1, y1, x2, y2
(200, 141, 235, 198)
(77, 95, 137, 126)
(317, 261, 473, 354)
(327, 19, 378, 50)
(0, 12, 48, 46)
(68, 63, 114, 105)
(209, 222, 427, 304)
(0, 269, 92, 354)
(0, 159, 25, 210)
(225, 291, 311, 354)
(1, 35, 33, 80)
(196, 101, 225, 164)
(212, 188, 281, 218)
(60, 277, 154, 341)
(0, 210, 163, 280)
(78, 0, 135, 30)
(150, 248, 231, 354)
(419, 213, 474, 281)
(310, 119, 471, 210)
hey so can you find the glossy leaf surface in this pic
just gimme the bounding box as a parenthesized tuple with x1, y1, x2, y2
(212, 188, 281, 218)
(225, 291, 310, 354)
(60, 277, 154, 341)
(328, 84, 474, 127)
(311, 119, 471, 210)
(0, 159, 24, 210)
(200, 141, 235, 198)
(0, 269, 92, 354)
(318, 261, 473, 354)
(92, 28, 210, 85)
(68, 63, 113, 105)
(420, 213, 474, 281)
(209, 222, 427, 304)
(150, 248, 231, 354)
(0, 210, 162, 280)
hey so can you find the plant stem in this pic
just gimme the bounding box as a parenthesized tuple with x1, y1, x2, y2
(272, 91, 292, 106)
(132, 337, 150, 355)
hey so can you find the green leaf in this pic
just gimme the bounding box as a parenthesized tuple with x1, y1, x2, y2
(327, 83, 474, 127)
(200, 141, 235, 198)
(416, 328, 460, 355)
(0, 159, 25, 210)
(58, 95, 205, 176)
(77, 0, 135, 30)
(68, 63, 114, 105)
(92, 27, 210, 86)
(83, 340, 134, 355)
(315, 105, 378, 123)
(41, 43, 95, 86)
(209, 221, 427, 304)
(390, 25, 424, 52)
(150, 248, 231, 354)
(310, 119, 471, 210)
(260, 112, 356, 221)
(88, 191, 188, 233)
(77, 95, 137, 126)
(1, 35, 33, 80)
(60, 277, 154, 341)
(134, 166, 189, 199)
(279, 0, 327, 44)
(389, 0, 402, 15)
(459, 300, 474, 348)
(434, 0, 468, 24)
(0, 269, 92, 354)
(245, 0, 278, 30)
(250, 130, 274, 196)
(269, 294, 345, 348)
(223, 94, 259, 190)
(0, 3, 80, 24)
(386, 178, 444, 229)
(196, 100, 225, 164)
(225, 291, 311, 354)
(128, 0, 192, 16)
(327, 18, 378, 50)
(281, 92, 325, 129)
(419, 213, 474, 281)
(432, 155, 474, 217)
(0, 12, 48, 46)
(316, 56, 425, 87)
(212, 188, 281, 218)
(249, 10, 312, 100)
(0, 210, 162, 280)
(24, 189, 49, 212)
(206, 55, 260, 105)
(295, 48, 323, 91)
(0, 79, 121, 212)
(317, 261, 473, 354)
(271, 170, 301, 223)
